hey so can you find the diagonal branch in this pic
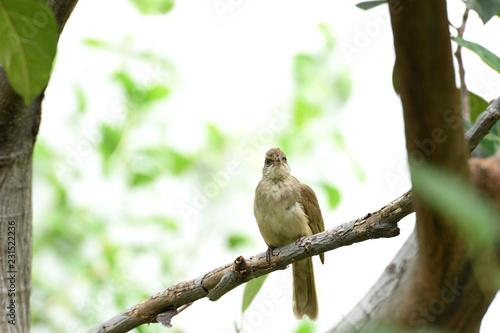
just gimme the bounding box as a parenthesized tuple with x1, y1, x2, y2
(88, 97, 500, 333)
(88, 193, 409, 333)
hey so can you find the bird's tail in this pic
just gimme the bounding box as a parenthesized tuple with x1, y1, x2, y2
(292, 257, 318, 320)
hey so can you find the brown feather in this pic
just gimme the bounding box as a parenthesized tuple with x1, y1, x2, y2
(292, 257, 318, 320)
(299, 182, 325, 264)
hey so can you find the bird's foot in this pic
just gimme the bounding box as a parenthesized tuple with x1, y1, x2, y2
(266, 246, 275, 263)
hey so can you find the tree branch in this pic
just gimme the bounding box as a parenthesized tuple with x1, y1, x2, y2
(329, 154, 500, 333)
(453, 8, 470, 121)
(88, 96, 500, 333)
(87, 192, 408, 333)
(465, 97, 500, 152)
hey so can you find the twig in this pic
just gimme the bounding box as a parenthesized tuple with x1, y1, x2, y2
(465, 96, 500, 152)
(453, 8, 470, 121)
(87, 97, 500, 333)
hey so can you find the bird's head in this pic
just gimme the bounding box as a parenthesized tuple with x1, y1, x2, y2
(262, 147, 291, 180)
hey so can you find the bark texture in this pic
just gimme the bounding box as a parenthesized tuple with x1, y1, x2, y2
(0, 1, 78, 332)
(87, 194, 409, 333)
(366, 1, 498, 331)
(329, 97, 500, 332)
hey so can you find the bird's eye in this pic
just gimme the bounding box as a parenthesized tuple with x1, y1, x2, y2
(283, 157, 287, 161)
(265, 159, 272, 165)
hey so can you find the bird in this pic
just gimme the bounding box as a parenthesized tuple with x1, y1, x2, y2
(254, 147, 325, 320)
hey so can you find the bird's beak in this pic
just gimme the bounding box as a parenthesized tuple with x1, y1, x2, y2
(275, 157, 282, 163)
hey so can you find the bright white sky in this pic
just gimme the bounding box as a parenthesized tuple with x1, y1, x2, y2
(40, 0, 500, 332)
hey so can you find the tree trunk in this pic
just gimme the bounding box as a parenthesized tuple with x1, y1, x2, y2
(0, 1, 78, 332)
(385, 1, 497, 330)
(330, 1, 499, 331)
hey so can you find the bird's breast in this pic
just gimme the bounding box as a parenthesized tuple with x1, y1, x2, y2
(254, 179, 312, 247)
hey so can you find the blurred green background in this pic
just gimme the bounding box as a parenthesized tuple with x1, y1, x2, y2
(30, 0, 500, 332)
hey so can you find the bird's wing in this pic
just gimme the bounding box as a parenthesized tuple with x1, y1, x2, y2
(299, 182, 325, 264)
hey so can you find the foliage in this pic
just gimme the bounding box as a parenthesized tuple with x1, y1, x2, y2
(241, 275, 268, 314)
(32, 35, 189, 333)
(466, 0, 500, 23)
(293, 320, 316, 333)
(413, 164, 500, 248)
(355, 1, 386, 11)
(467, 92, 500, 155)
(128, 0, 174, 15)
(452, 36, 500, 74)
(357, 0, 500, 25)
(25, 1, 500, 332)
(0, 0, 58, 103)
(450, 32, 500, 156)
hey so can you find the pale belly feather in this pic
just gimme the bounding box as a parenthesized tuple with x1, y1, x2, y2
(254, 180, 312, 247)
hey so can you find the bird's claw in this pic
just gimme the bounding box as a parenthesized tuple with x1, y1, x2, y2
(266, 246, 275, 263)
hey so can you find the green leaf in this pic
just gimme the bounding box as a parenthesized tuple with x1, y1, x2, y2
(74, 85, 87, 113)
(129, 171, 157, 186)
(392, 60, 399, 95)
(0, 0, 59, 104)
(412, 164, 500, 247)
(99, 124, 122, 169)
(126, 151, 163, 186)
(480, 121, 500, 156)
(294, 97, 321, 128)
(356, 1, 386, 10)
(113, 70, 170, 109)
(333, 131, 346, 150)
(468, 91, 489, 122)
(128, 0, 174, 15)
(452, 37, 500, 74)
(318, 23, 336, 51)
(82, 38, 109, 49)
(466, 92, 500, 155)
(294, 54, 317, 84)
(113, 70, 136, 96)
(466, 0, 499, 24)
(333, 72, 352, 102)
(351, 158, 366, 183)
(241, 275, 268, 313)
(142, 85, 170, 103)
(166, 150, 193, 175)
(141, 147, 194, 175)
(294, 320, 315, 333)
(150, 216, 179, 232)
(226, 233, 251, 249)
(322, 183, 341, 209)
(207, 123, 226, 149)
